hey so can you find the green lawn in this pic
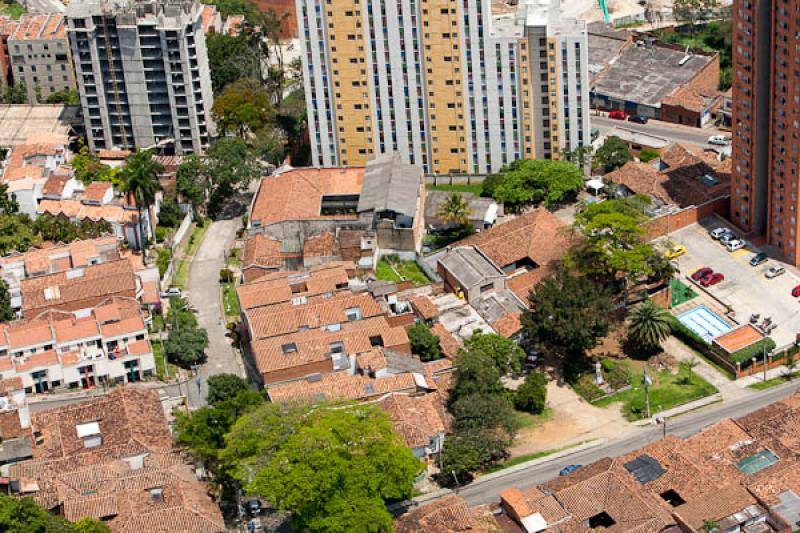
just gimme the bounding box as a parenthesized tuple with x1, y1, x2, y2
(152, 340, 180, 380)
(514, 408, 553, 430)
(0, 0, 26, 18)
(482, 441, 589, 474)
(221, 282, 241, 319)
(375, 257, 429, 285)
(427, 183, 485, 196)
(749, 372, 800, 390)
(670, 278, 698, 308)
(593, 361, 718, 421)
(173, 220, 211, 288)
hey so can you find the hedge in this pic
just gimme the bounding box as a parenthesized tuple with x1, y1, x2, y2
(669, 316, 708, 353)
(729, 337, 777, 364)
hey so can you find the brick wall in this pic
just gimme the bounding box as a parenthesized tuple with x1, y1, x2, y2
(262, 359, 334, 385)
(688, 54, 721, 95)
(645, 197, 730, 240)
(659, 55, 721, 127)
(387, 313, 415, 328)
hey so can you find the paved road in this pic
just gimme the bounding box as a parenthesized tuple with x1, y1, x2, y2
(186, 219, 244, 407)
(458, 379, 800, 506)
(592, 115, 723, 147)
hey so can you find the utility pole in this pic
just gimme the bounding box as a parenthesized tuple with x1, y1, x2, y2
(642, 368, 652, 419)
(763, 341, 768, 382)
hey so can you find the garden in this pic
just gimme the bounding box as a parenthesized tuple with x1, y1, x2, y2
(375, 255, 429, 285)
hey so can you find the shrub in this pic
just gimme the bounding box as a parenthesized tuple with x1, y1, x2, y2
(408, 322, 442, 362)
(155, 226, 171, 243)
(514, 372, 547, 414)
(601, 358, 632, 390)
(638, 148, 660, 163)
(156, 248, 171, 278)
(669, 316, 708, 354)
(219, 268, 234, 283)
(729, 337, 777, 365)
(572, 377, 605, 402)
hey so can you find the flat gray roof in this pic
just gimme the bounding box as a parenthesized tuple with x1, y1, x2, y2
(0, 105, 79, 147)
(588, 31, 629, 78)
(592, 44, 714, 107)
(358, 153, 422, 218)
(439, 246, 504, 287)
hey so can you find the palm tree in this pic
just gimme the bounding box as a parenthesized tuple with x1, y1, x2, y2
(628, 299, 673, 353)
(121, 150, 163, 249)
(437, 192, 472, 229)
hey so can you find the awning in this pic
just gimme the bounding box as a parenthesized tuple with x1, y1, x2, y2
(586, 179, 605, 191)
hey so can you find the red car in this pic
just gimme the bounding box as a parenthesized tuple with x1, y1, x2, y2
(700, 273, 725, 287)
(691, 267, 713, 281)
(609, 110, 629, 120)
(792, 285, 800, 297)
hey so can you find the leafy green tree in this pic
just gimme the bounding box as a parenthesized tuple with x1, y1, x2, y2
(206, 32, 261, 94)
(156, 247, 171, 278)
(561, 145, 594, 169)
(205, 138, 261, 216)
(0, 493, 72, 532)
(70, 146, 121, 186)
(206, 373, 252, 405)
(167, 297, 197, 329)
(514, 372, 547, 414)
(638, 147, 661, 163)
(157, 199, 181, 228)
(275, 88, 310, 165)
(0, 279, 15, 322)
(251, 127, 286, 165)
(522, 268, 612, 373)
(627, 300, 673, 353)
(223, 402, 422, 533)
(45, 89, 79, 105)
(1, 83, 26, 104)
(450, 347, 506, 403)
(176, 155, 208, 212)
(437, 192, 471, 228)
(71, 518, 111, 533)
(462, 332, 525, 375)
(121, 150, 163, 248)
(408, 322, 442, 362)
(31, 214, 113, 244)
(0, 183, 18, 215)
(489, 159, 583, 211)
(163, 326, 208, 368)
(212, 78, 274, 137)
(0, 214, 39, 255)
(595, 136, 633, 172)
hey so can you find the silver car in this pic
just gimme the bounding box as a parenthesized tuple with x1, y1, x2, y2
(765, 265, 786, 279)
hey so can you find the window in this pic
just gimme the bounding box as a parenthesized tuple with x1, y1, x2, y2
(149, 487, 164, 503)
(329, 341, 344, 354)
(345, 307, 362, 321)
(480, 283, 493, 294)
(369, 335, 384, 347)
(281, 343, 297, 354)
(659, 490, 686, 507)
(587, 512, 615, 529)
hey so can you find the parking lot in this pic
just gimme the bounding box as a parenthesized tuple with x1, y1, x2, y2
(663, 219, 800, 347)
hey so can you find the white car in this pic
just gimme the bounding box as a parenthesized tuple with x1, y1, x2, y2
(726, 239, 746, 252)
(709, 227, 733, 240)
(708, 135, 731, 146)
(765, 265, 786, 279)
(160, 287, 182, 298)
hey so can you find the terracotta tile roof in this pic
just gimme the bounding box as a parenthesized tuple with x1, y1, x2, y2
(125, 339, 151, 356)
(37, 199, 139, 225)
(607, 144, 731, 208)
(0, 376, 23, 395)
(8, 14, 67, 41)
(1, 142, 64, 182)
(252, 316, 409, 377)
(379, 393, 451, 448)
(82, 182, 112, 203)
(95, 149, 131, 160)
(15, 350, 58, 372)
(713, 324, 764, 354)
(63, 494, 118, 522)
(237, 264, 351, 310)
(0, 357, 13, 372)
(100, 315, 145, 339)
(267, 371, 418, 403)
(245, 291, 383, 340)
(60, 351, 80, 367)
(430, 323, 460, 359)
(673, 484, 757, 531)
(303, 232, 337, 258)
(662, 84, 721, 113)
(250, 167, 364, 227)
(409, 295, 439, 321)
(241, 233, 295, 270)
(41, 173, 71, 197)
(456, 208, 572, 270)
(0, 237, 119, 278)
(199, 4, 220, 33)
(394, 495, 501, 533)
(6, 320, 52, 349)
(492, 311, 523, 338)
(21, 259, 137, 314)
(52, 315, 101, 343)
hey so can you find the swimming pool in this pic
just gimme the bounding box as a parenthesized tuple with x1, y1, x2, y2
(677, 305, 733, 343)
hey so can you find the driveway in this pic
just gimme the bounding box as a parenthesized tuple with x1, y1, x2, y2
(665, 220, 800, 347)
(186, 219, 244, 406)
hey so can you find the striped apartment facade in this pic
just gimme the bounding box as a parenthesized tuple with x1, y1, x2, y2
(298, 0, 590, 174)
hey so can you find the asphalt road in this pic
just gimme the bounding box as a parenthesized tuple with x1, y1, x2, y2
(185, 219, 245, 407)
(458, 379, 800, 506)
(591, 115, 723, 147)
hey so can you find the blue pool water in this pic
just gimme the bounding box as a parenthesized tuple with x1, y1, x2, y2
(677, 305, 733, 343)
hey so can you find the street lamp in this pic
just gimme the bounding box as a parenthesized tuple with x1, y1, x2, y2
(642, 368, 653, 419)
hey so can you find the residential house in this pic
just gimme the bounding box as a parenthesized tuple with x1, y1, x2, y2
(437, 246, 507, 306)
(0, 297, 155, 394)
(379, 392, 451, 459)
(0, 138, 69, 217)
(394, 495, 501, 533)
(4, 386, 225, 532)
(236, 262, 354, 309)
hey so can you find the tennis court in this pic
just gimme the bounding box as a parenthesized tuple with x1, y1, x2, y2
(677, 305, 733, 343)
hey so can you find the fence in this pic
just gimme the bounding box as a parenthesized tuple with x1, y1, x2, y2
(160, 211, 194, 290)
(611, 6, 731, 28)
(424, 174, 488, 186)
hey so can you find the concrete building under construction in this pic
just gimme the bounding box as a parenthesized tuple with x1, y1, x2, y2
(65, 0, 215, 154)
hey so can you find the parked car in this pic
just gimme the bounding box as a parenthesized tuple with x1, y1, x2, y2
(691, 267, 713, 281)
(559, 464, 582, 476)
(664, 244, 687, 260)
(701, 273, 725, 287)
(709, 227, 733, 240)
(708, 134, 731, 146)
(609, 110, 629, 120)
(726, 239, 746, 252)
(719, 232, 737, 245)
(765, 265, 786, 279)
(628, 115, 649, 124)
(591, 127, 600, 141)
(750, 252, 768, 266)
(160, 287, 182, 298)
(792, 285, 800, 297)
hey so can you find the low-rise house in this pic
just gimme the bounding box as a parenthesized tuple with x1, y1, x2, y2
(3, 386, 225, 532)
(0, 139, 69, 217)
(394, 495, 501, 533)
(0, 297, 155, 393)
(438, 246, 506, 306)
(237, 262, 355, 309)
(379, 392, 451, 459)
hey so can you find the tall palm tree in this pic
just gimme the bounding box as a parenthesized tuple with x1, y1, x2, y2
(438, 192, 472, 229)
(628, 299, 672, 353)
(121, 150, 163, 249)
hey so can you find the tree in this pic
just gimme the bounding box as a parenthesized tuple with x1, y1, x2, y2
(69, 145, 120, 186)
(157, 199, 182, 228)
(561, 145, 594, 170)
(212, 78, 274, 137)
(31, 214, 113, 244)
(638, 147, 661, 163)
(205, 138, 261, 216)
(0, 493, 73, 532)
(672, 0, 719, 34)
(462, 332, 525, 375)
(408, 322, 442, 362)
(223, 402, 422, 533)
(595, 136, 633, 172)
(163, 326, 209, 368)
(121, 150, 163, 248)
(523, 268, 612, 374)
(450, 347, 506, 403)
(627, 300, 673, 353)
(488, 159, 583, 211)
(206, 32, 261, 94)
(45, 89, 79, 105)
(176, 155, 208, 212)
(71, 518, 111, 533)
(0, 214, 39, 255)
(437, 192, 471, 228)
(1, 83, 26, 104)
(514, 372, 547, 414)
(206, 374, 252, 405)
(0, 280, 15, 322)
(0, 183, 18, 215)
(251, 127, 286, 165)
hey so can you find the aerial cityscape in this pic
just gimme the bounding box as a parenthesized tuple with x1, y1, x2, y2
(0, 0, 795, 531)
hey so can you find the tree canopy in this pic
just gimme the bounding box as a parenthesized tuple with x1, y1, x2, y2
(206, 32, 261, 94)
(0, 279, 16, 322)
(206, 374, 252, 405)
(595, 136, 633, 172)
(408, 322, 442, 362)
(514, 371, 547, 414)
(212, 78, 274, 137)
(627, 300, 673, 353)
(0, 493, 109, 533)
(461, 332, 526, 376)
(437, 192, 471, 228)
(487, 159, 583, 211)
(223, 402, 422, 533)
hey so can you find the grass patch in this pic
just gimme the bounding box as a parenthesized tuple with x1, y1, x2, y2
(749, 372, 800, 390)
(152, 340, 180, 380)
(0, 0, 26, 18)
(174, 259, 190, 288)
(427, 183, 485, 195)
(172, 220, 211, 288)
(221, 282, 241, 319)
(482, 441, 589, 474)
(670, 278, 697, 308)
(376, 257, 429, 285)
(593, 360, 718, 420)
(514, 407, 553, 430)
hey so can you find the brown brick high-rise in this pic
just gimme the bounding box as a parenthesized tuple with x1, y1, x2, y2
(731, 0, 800, 263)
